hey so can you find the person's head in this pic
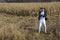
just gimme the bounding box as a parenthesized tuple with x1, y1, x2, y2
(40, 7, 46, 11)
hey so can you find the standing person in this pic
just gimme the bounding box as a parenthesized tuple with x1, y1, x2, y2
(38, 8, 47, 33)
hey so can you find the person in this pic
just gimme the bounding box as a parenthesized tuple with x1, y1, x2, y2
(38, 8, 47, 33)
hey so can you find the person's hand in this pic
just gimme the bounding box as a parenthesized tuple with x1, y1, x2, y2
(40, 15, 43, 17)
(45, 18, 47, 20)
(43, 16, 45, 17)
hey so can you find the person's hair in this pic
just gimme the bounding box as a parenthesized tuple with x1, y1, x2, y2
(40, 7, 46, 10)
(40, 7, 43, 9)
(39, 7, 47, 13)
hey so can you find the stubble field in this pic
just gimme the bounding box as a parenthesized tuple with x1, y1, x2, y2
(0, 2, 60, 40)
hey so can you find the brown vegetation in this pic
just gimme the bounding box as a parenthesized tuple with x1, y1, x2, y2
(0, 2, 60, 40)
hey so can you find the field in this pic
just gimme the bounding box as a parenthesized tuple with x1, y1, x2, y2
(0, 2, 60, 40)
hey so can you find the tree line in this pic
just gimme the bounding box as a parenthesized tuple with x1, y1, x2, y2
(0, 0, 60, 2)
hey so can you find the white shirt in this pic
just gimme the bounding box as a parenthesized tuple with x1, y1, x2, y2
(41, 10, 45, 16)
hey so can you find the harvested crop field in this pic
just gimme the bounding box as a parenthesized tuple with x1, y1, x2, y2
(0, 2, 60, 40)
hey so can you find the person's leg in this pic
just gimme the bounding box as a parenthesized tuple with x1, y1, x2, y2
(43, 18, 47, 33)
(38, 19, 42, 33)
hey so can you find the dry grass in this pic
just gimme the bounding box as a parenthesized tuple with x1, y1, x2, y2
(0, 2, 60, 40)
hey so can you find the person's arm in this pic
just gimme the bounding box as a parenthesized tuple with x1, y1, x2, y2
(38, 11, 41, 20)
(45, 11, 47, 17)
(45, 11, 48, 20)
